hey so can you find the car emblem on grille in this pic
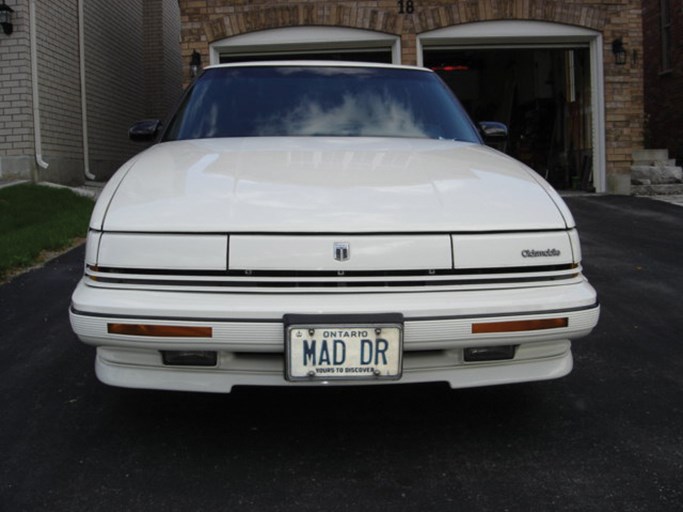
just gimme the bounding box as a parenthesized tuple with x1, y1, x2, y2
(333, 242, 350, 262)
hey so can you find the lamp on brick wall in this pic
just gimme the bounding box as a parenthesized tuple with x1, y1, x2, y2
(0, 0, 14, 36)
(612, 39, 627, 65)
(190, 50, 202, 79)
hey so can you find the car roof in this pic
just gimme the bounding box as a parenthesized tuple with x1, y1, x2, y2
(205, 60, 433, 73)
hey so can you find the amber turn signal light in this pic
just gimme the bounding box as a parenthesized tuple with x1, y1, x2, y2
(472, 317, 568, 334)
(107, 324, 212, 337)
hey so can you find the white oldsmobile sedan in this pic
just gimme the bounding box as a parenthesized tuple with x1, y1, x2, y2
(70, 61, 599, 393)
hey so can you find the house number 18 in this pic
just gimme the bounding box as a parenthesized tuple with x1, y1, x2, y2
(397, 0, 415, 14)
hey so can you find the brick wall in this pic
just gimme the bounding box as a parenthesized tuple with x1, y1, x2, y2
(0, 0, 34, 180)
(83, 0, 182, 180)
(35, 0, 84, 184)
(144, 0, 183, 121)
(0, 0, 182, 184)
(643, 0, 683, 164)
(178, 0, 646, 193)
(144, 0, 164, 119)
(161, 0, 183, 118)
(83, 0, 147, 180)
(602, 3, 644, 192)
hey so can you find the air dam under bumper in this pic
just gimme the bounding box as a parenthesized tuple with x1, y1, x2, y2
(70, 279, 599, 393)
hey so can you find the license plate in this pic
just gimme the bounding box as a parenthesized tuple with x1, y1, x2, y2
(286, 324, 403, 381)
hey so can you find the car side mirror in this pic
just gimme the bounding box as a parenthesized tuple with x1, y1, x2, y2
(478, 121, 508, 152)
(129, 119, 162, 142)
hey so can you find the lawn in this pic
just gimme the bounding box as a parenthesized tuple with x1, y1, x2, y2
(0, 183, 94, 280)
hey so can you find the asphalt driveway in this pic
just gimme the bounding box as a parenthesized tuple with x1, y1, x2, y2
(0, 195, 681, 511)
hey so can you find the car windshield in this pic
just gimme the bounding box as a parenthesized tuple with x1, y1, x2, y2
(163, 65, 481, 142)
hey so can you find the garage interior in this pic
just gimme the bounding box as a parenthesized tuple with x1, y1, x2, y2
(425, 47, 594, 191)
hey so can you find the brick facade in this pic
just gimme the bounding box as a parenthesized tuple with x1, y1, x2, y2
(178, 0, 645, 193)
(143, 0, 183, 121)
(83, 0, 182, 180)
(35, 0, 84, 183)
(0, 0, 182, 185)
(0, 1, 34, 180)
(643, 0, 683, 164)
(83, 0, 147, 180)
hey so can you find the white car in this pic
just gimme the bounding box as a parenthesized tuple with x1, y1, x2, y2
(70, 62, 599, 393)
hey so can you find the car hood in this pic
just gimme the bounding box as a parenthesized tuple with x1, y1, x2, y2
(95, 137, 573, 233)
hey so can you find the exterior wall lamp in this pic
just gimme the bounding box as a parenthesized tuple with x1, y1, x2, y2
(0, 0, 14, 36)
(190, 50, 202, 79)
(612, 38, 627, 65)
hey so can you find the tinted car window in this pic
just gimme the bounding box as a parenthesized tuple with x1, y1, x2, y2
(163, 66, 481, 142)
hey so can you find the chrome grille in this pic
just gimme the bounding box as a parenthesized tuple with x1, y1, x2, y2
(85, 264, 582, 293)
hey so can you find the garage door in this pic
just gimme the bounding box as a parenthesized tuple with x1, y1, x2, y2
(418, 20, 606, 193)
(425, 47, 593, 191)
(211, 26, 400, 66)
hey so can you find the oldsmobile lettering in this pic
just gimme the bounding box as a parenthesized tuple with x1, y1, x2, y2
(521, 248, 562, 258)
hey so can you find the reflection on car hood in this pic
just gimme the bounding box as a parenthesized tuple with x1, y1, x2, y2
(97, 137, 572, 233)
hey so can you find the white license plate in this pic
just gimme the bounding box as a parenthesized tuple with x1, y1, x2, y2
(286, 324, 403, 381)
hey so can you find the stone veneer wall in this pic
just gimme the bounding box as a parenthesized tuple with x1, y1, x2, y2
(178, 0, 645, 193)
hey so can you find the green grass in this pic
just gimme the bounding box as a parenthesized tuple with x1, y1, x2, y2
(0, 183, 94, 280)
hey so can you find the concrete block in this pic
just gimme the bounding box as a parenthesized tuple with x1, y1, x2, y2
(37, 157, 85, 186)
(0, 156, 33, 180)
(632, 149, 669, 163)
(633, 159, 677, 166)
(631, 178, 651, 186)
(631, 165, 683, 184)
(608, 173, 631, 195)
(632, 183, 683, 196)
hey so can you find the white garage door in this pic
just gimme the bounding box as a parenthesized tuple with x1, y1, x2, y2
(210, 26, 401, 65)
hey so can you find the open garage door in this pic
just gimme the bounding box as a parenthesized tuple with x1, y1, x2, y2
(211, 27, 400, 66)
(419, 21, 605, 193)
(219, 49, 392, 64)
(425, 47, 593, 191)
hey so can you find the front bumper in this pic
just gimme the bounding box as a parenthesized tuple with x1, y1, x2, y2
(70, 278, 599, 392)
